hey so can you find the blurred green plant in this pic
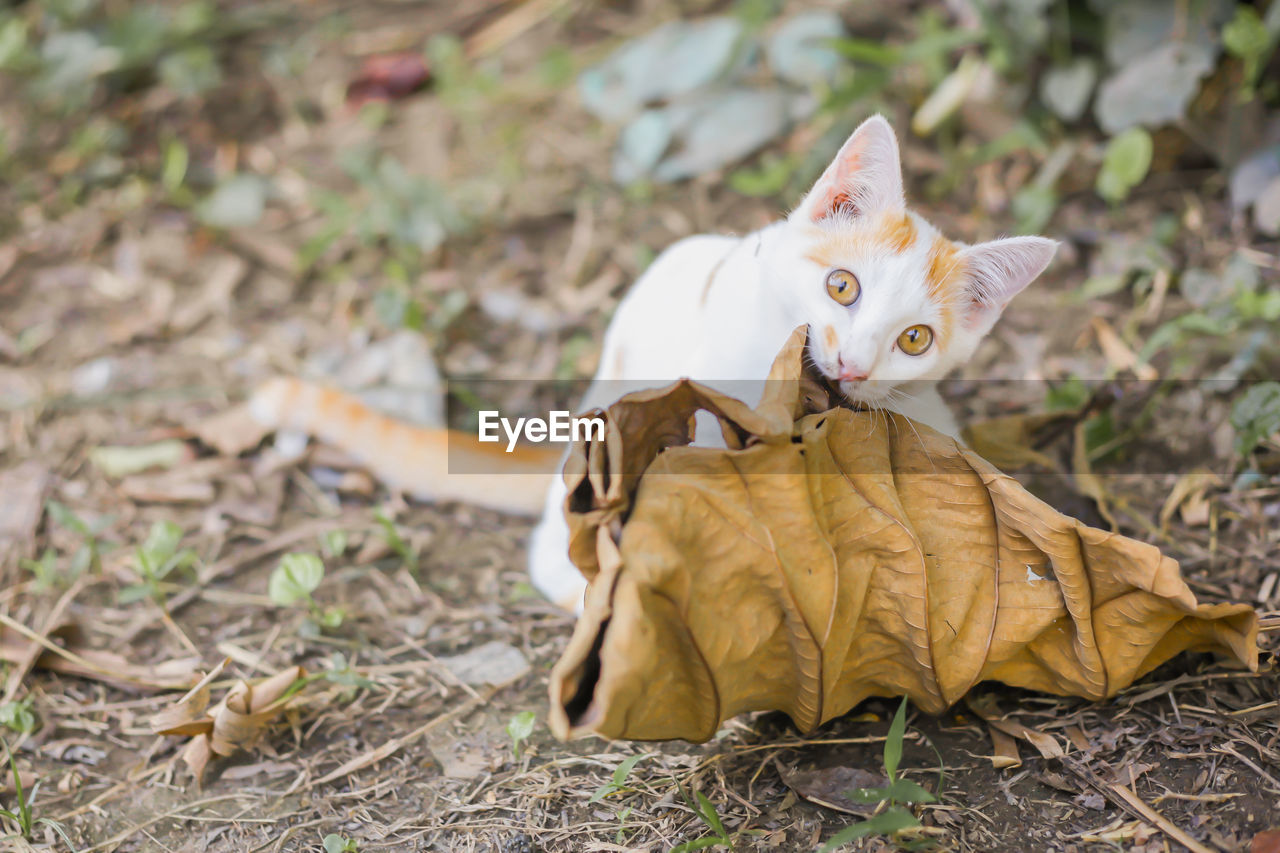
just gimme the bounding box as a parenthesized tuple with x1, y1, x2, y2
(506, 710, 536, 760)
(269, 552, 344, 631)
(44, 500, 110, 578)
(119, 520, 199, 604)
(0, 700, 36, 736)
(1230, 382, 1280, 459)
(323, 835, 358, 853)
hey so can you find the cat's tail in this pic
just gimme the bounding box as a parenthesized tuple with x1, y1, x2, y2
(249, 378, 558, 516)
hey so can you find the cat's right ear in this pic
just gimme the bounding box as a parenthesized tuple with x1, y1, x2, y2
(790, 115, 906, 224)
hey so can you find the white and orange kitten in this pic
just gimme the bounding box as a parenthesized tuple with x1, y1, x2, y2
(253, 115, 1057, 610)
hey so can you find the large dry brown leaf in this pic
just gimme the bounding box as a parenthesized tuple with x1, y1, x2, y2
(548, 328, 1258, 742)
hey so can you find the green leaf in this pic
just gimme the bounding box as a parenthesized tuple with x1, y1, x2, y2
(884, 697, 908, 781)
(1230, 382, 1280, 457)
(694, 790, 728, 838)
(613, 753, 648, 787)
(141, 520, 184, 562)
(321, 530, 348, 558)
(45, 500, 91, 537)
(323, 834, 357, 853)
(884, 777, 936, 804)
(819, 807, 921, 851)
(669, 838, 726, 852)
(117, 584, 154, 605)
(269, 553, 325, 606)
(507, 710, 536, 758)
(1011, 185, 1058, 235)
(1223, 6, 1274, 88)
(0, 700, 36, 734)
(161, 139, 189, 194)
(1096, 128, 1153, 203)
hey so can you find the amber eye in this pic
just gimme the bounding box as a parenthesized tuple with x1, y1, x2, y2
(897, 325, 934, 356)
(825, 269, 860, 306)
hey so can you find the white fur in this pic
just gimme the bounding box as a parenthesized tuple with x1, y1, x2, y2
(528, 116, 1057, 609)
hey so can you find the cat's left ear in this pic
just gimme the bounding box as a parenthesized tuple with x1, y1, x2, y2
(959, 236, 1058, 329)
(790, 114, 906, 224)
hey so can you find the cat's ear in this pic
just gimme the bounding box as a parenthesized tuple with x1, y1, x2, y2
(959, 236, 1058, 328)
(790, 115, 905, 224)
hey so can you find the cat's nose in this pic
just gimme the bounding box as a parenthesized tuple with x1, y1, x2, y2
(837, 357, 868, 382)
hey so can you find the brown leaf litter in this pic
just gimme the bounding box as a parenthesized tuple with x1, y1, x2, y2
(549, 327, 1259, 741)
(151, 660, 305, 781)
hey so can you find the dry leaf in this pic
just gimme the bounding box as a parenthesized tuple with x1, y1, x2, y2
(548, 328, 1258, 742)
(780, 765, 889, 815)
(152, 664, 305, 780)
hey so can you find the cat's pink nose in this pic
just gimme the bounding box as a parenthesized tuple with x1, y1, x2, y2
(838, 357, 868, 382)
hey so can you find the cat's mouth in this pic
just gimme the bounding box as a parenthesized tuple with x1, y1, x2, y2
(836, 381, 899, 409)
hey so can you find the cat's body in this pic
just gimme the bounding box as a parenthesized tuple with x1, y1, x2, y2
(253, 116, 1057, 611)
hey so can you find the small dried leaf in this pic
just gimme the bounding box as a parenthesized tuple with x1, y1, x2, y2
(153, 664, 305, 780)
(780, 765, 889, 815)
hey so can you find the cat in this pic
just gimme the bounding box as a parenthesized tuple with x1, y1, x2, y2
(251, 115, 1057, 611)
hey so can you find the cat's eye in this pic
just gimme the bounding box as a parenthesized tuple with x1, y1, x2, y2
(825, 269, 860, 306)
(897, 325, 934, 356)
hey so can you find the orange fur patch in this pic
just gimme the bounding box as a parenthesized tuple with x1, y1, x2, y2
(925, 235, 966, 301)
(925, 235, 968, 342)
(803, 211, 917, 269)
(823, 325, 838, 352)
(875, 211, 917, 253)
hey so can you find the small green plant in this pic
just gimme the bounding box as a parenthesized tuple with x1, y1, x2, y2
(0, 739, 79, 850)
(44, 500, 110, 577)
(1222, 5, 1277, 100)
(589, 753, 650, 803)
(119, 520, 198, 604)
(322, 652, 376, 701)
(1095, 127, 1152, 204)
(506, 710, 536, 760)
(820, 698, 939, 851)
(0, 700, 36, 736)
(19, 548, 61, 591)
(320, 529, 348, 559)
(1230, 382, 1280, 460)
(322, 833, 358, 852)
(373, 510, 419, 573)
(268, 553, 343, 630)
(671, 781, 734, 852)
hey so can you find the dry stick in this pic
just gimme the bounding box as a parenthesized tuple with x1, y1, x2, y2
(0, 611, 118, 684)
(1063, 757, 1218, 853)
(1105, 783, 1218, 853)
(80, 793, 247, 853)
(302, 687, 496, 791)
(1, 574, 89, 702)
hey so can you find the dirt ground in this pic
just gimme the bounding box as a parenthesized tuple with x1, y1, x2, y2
(1, 1, 1278, 851)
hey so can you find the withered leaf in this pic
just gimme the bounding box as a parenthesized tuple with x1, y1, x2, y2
(152, 664, 304, 781)
(549, 328, 1258, 742)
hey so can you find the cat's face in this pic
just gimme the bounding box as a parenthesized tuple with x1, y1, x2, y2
(765, 116, 1057, 410)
